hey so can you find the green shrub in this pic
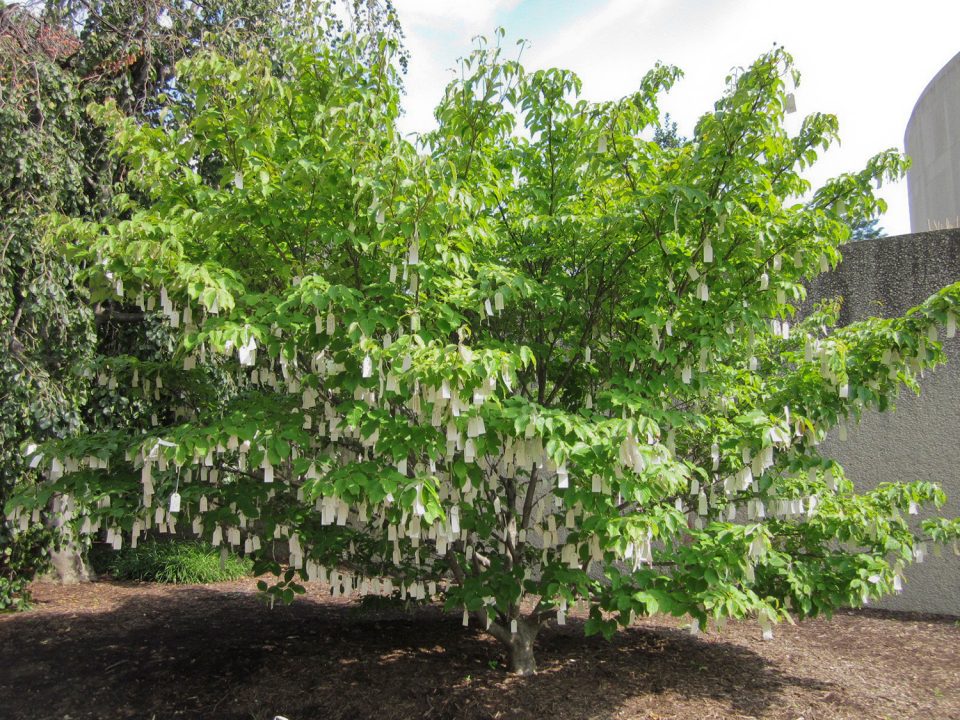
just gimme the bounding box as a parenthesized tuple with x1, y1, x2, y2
(0, 523, 56, 611)
(93, 540, 252, 584)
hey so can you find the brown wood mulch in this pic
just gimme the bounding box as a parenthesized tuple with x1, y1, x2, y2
(1, 578, 958, 720)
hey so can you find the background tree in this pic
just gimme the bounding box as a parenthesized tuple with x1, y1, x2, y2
(653, 111, 684, 149)
(9, 23, 960, 674)
(848, 215, 885, 241)
(1, 2, 97, 590)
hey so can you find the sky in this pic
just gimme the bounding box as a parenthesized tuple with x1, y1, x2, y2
(391, 0, 960, 236)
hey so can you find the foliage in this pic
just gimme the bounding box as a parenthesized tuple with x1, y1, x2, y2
(0, 522, 57, 611)
(91, 538, 251, 583)
(8, 23, 960, 673)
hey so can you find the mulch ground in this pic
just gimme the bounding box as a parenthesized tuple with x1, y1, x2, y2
(1, 579, 958, 720)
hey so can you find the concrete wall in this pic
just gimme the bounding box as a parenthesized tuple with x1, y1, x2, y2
(905, 50, 960, 232)
(806, 229, 960, 615)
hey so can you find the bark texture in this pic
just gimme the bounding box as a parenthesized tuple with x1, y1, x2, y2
(46, 495, 92, 584)
(489, 615, 539, 675)
(48, 543, 92, 584)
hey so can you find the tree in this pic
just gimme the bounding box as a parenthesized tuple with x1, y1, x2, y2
(653, 111, 684, 149)
(848, 215, 885, 241)
(9, 25, 960, 673)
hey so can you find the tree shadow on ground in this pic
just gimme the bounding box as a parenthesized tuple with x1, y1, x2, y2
(0, 583, 834, 720)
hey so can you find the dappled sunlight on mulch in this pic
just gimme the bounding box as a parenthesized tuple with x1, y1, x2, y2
(2, 579, 958, 720)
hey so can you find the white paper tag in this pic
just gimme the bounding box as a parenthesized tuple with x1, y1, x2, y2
(169, 492, 181, 513)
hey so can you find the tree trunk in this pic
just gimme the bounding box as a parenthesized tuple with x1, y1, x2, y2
(46, 495, 92, 584)
(508, 621, 538, 675)
(488, 615, 540, 675)
(48, 542, 92, 584)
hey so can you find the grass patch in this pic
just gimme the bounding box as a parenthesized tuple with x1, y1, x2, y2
(91, 540, 252, 584)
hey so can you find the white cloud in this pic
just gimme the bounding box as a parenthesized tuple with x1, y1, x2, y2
(396, 0, 960, 234)
(395, 1, 523, 137)
(393, 0, 520, 27)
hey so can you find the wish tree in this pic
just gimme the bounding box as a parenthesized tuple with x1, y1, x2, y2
(10, 20, 960, 674)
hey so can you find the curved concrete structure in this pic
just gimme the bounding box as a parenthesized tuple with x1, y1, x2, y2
(905, 51, 960, 232)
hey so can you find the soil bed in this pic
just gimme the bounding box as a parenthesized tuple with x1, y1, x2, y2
(2, 579, 958, 720)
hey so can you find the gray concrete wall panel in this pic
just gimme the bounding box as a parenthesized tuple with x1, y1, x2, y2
(807, 230, 960, 615)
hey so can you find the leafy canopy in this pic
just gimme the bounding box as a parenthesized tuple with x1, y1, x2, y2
(10, 19, 960, 671)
